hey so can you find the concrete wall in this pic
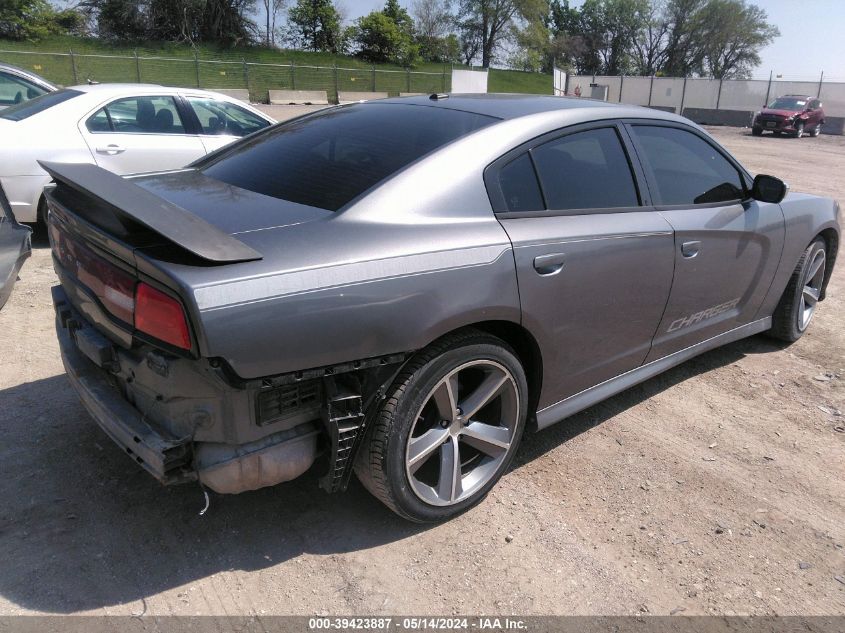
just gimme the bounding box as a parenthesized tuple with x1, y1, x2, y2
(566, 74, 844, 133)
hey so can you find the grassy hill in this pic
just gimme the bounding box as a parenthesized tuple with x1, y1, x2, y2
(0, 36, 552, 101)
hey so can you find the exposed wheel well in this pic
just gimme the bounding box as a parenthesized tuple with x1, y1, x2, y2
(818, 228, 839, 300)
(454, 320, 543, 427)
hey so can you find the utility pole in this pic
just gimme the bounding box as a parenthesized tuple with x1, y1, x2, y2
(764, 70, 773, 106)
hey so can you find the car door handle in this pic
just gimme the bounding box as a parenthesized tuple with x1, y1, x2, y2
(96, 144, 126, 155)
(533, 253, 566, 276)
(681, 241, 701, 258)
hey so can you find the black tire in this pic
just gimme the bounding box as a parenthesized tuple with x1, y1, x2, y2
(769, 237, 826, 342)
(794, 122, 805, 138)
(35, 196, 49, 236)
(773, 131, 782, 137)
(354, 329, 528, 523)
(752, 126, 763, 136)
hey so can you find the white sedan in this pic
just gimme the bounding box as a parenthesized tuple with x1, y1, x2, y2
(0, 83, 275, 224)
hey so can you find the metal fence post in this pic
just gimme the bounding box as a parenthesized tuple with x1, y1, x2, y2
(290, 61, 296, 90)
(69, 49, 78, 84)
(648, 75, 654, 106)
(242, 58, 249, 92)
(764, 70, 773, 106)
(716, 77, 723, 110)
(679, 75, 687, 114)
(194, 51, 200, 88)
(442, 63, 447, 92)
(134, 50, 141, 83)
(372, 65, 376, 91)
(333, 63, 338, 101)
(406, 67, 411, 93)
(618, 75, 624, 102)
(817, 71, 824, 98)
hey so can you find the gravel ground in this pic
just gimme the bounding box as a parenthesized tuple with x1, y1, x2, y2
(0, 126, 843, 616)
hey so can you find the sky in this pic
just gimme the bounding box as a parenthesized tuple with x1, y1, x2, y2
(337, 0, 842, 80)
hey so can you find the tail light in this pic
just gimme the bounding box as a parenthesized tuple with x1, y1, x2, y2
(50, 222, 136, 324)
(134, 282, 191, 350)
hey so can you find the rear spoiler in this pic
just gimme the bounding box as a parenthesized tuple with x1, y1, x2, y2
(39, 161, 262, 264)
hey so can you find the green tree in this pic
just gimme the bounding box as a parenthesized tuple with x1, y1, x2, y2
(576, 0, 648, 75)
(0, 0, 85, 39)
(458, 0, 548, 68)
(696, 0, 778, 78)
(543, 0, 584, 72)
(85, 0, 145, 40)
(660, 0, 708, 76)
(631, 0, 669, 75)
(411, 0, 458, 61)
(287, 0, 343, 52)
(354, 2, 418, 65)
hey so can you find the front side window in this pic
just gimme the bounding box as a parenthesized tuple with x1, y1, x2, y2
(86, 96, 186, 134)
(201, 103, 495, 212)
(630, 125, 745, 206)
(531, 127, 639, 211)
(187, 97, 269, 137)
(0, 88, 81, 121)
(0, 71, 49, 107)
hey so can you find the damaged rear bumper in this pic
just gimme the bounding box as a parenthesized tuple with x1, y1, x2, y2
(53, 285, 321, 492)
(53, 286, 195, 485)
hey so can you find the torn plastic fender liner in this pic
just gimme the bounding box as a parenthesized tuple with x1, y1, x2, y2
(38, 161, 262, 264)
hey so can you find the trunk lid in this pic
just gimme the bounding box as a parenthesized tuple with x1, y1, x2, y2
(43, 162, 332, 356)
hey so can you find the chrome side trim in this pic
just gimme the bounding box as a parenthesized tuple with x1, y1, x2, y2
(536, 317, 773, 430)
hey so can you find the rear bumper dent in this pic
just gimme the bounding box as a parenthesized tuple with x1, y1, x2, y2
(53, 286, 195, 485)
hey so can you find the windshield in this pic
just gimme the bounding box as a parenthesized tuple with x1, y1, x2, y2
(200, 103, 496, 211)
(767, 97, 809, 111)
(0, 89, 82, 121)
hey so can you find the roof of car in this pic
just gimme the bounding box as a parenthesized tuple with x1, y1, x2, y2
(378, 93, 628, 120)
(72, 83, 167, 93)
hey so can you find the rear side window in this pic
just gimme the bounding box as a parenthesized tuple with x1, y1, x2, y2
(0, 89, 80, 121)
(630, 125, 745, 205)
(532, 127, 639, 210)
(499, 154, 544, 212)
(86, 96, 186, 134)
(201, 103, 495, 211)
(0, 70, 49, 107)
(187, 97, 269, 137)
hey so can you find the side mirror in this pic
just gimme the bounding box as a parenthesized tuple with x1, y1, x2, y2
(752, 174, 788, 204)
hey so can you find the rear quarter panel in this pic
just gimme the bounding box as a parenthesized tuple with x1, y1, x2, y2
(138, 216, 520, 380)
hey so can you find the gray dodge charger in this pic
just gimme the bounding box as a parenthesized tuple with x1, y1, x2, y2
(44, 94, 840, 522)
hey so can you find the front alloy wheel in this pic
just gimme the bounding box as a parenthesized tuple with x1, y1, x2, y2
(798, 248, 826, 332)
(355, 330, 528, 522)
(795, 122, 805, 138)
(770, 238, 827, 342)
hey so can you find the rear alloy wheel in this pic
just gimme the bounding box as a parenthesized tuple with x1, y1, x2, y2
(795, 122, 805, 138)
(355, 330, 528, 522)
(770, 238, 826, 342)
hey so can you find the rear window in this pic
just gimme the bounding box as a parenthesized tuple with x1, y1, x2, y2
(0, 88, 81, 121)
(200, 103, 496, 211)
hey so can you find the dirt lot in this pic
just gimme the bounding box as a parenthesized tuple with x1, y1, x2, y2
(0, 126, 843, 617)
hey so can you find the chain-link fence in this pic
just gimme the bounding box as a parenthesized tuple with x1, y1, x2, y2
(0, 49, 452, 104)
